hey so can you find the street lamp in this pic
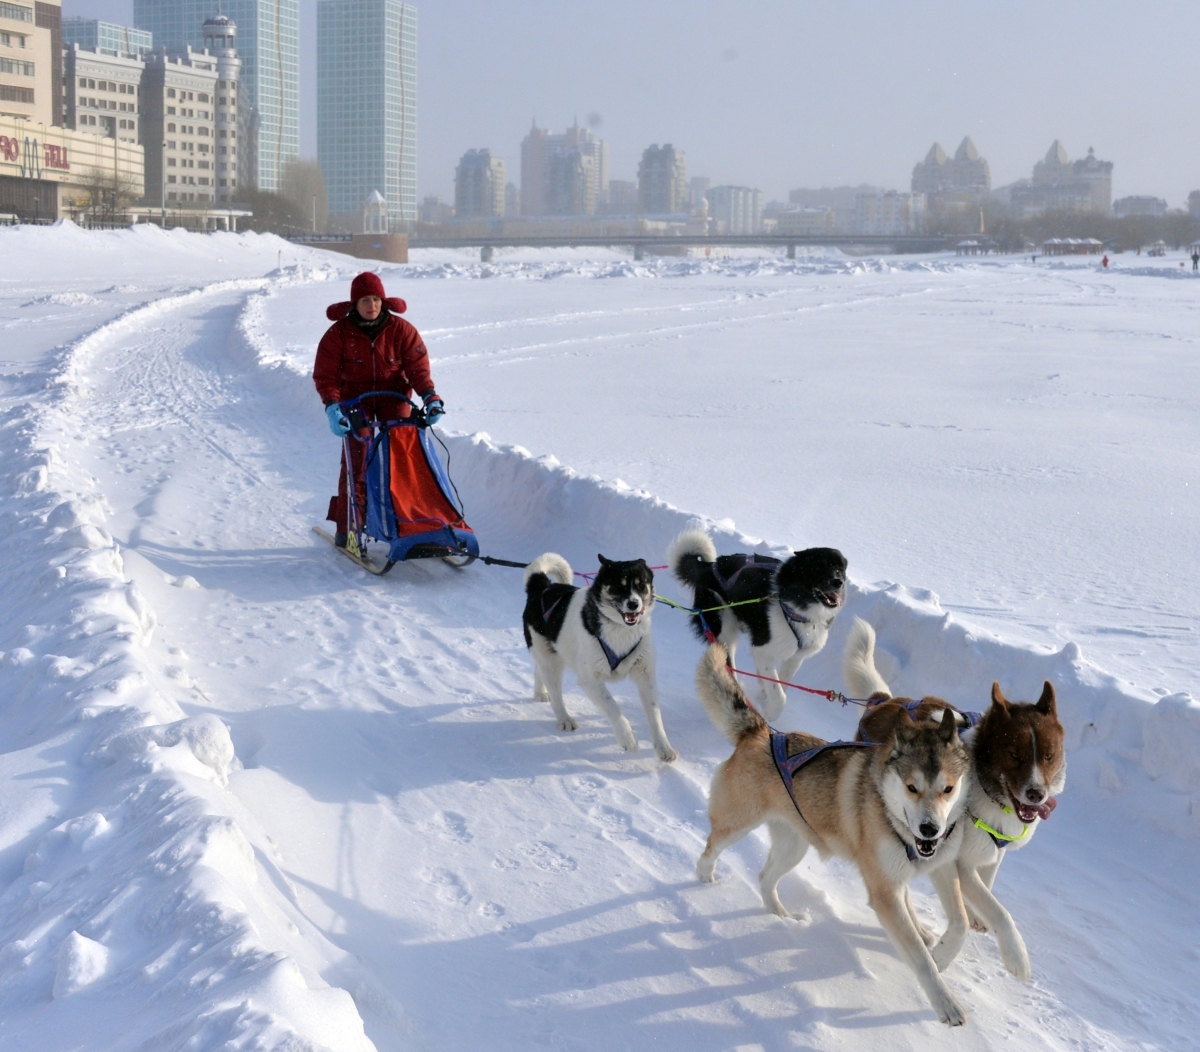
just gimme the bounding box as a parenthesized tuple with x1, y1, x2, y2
(161, 141, 167, 228)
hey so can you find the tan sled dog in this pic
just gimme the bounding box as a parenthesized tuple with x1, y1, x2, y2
(843, 617, 1066, 980)
(694, 644, 972, 1026)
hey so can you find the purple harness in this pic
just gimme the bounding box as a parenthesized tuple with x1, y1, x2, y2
(597, 636, 641, 672)
(711, 553, 780, 593)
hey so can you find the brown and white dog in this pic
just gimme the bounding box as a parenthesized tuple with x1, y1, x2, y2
(694, 643, 973, 1026)
(843, 617, 1067, 979)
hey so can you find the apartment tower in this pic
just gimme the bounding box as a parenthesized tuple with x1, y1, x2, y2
(132, 0, 297, 192)
(317, 0, 416, 229)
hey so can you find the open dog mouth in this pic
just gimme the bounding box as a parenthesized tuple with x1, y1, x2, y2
(622, 610, 643, 625)
(914, 837, 940, 858)
(1007, 790, 1057, 823)
(817, 588, 844, 608)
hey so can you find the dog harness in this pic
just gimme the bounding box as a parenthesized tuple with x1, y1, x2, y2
(770, 729, 874, 824)
(858, 697, 983, 736)
(596, 635, 640, 672)
(968, 808, 1030, 850)
(778, 600, 811, 645)
(711, 553, 780, 593)
(540, 589, 571, 621)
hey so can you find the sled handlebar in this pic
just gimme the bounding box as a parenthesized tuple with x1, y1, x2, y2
(337, 391, 429, 428)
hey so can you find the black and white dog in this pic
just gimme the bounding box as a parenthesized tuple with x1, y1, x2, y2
(668, 530, 847, 721)
(523, 552, 677, 761)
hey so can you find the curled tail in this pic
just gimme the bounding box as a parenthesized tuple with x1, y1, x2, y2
(668, 529, 718, 589)
(695, 643, 766, 745)
(842, 617, 892, 699)
(524, 552, 572, 592)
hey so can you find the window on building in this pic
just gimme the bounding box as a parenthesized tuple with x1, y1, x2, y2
(167, 158, 176, 166)
(167, 176, 176, 183)
(167, 88, 175, 98)
(167, 106, 175, 116)
(87, 78, 95, 88)
(198, 93, 208, 102)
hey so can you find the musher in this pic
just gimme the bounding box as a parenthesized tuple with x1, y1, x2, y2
(313, 271, 444, 547)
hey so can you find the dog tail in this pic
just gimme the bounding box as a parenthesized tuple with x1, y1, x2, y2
(524, 553, 572, 591)
(695, 643, 765, 744)
(667, 529, 718, 589)
(843, 617, 892, 699)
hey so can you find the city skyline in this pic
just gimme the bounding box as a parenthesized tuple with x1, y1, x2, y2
(53, 0, 1200, 207)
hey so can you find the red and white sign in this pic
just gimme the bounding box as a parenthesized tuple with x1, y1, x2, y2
(43, 143, 70, 170)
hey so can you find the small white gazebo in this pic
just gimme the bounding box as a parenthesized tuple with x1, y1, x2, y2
(363, 190, 388, 234)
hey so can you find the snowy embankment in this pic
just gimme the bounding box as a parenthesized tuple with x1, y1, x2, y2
(0, 271, 377, 1048)
(1, 226, 1197, 1051)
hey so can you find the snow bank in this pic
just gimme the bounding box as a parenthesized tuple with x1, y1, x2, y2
(235, 278, 1200, 843)
(0, 286, 378, 1050)
(437, 429, 1200, 841)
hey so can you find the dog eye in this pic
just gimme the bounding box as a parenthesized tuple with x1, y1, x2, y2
(943, 785, 954, 794)
(906, 784, 918, 794)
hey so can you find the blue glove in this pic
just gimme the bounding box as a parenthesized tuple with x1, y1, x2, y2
(423, 396, 445, 426)
(326, 402, 351, 437)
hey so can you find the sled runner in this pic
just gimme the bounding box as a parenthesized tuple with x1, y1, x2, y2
(317, 391, 478, 576)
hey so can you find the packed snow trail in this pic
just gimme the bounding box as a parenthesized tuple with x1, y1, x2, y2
(0, 229, 1197, 1051)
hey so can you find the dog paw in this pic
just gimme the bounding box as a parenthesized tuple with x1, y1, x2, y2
(615, 722, 639, 752)
(655, 743, 678, 763)
(933, 991, 968, 1027)
(696, 858, 716, 883)
(557, 716, 579, 732)
(999, 937, 1031, 981)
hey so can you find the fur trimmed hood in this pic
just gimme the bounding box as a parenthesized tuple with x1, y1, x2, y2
(325, 297, 407, 321)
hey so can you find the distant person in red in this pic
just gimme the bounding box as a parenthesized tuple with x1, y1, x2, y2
(1101, 255, 1109, 268)
(313, 271, 444, 546)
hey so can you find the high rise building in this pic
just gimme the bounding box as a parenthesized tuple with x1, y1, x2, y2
(62, 18, 152, 56)
(1, 0, 60, 128)
(132, 0, 298, 192)
(1009, 142, 1112, 216)
(706, 185, 762, 234)
(142, 45, 219, 208)
(520, 121, 607, 216)
(454, 148, 504, 218)
(64, 43, 144, 144)
(201, 15, 242, 203)
(855, 190, 925, 234)
(911, 137, 989, 215)
(637, 143, 686, 214)
(317, 0, 416, 229)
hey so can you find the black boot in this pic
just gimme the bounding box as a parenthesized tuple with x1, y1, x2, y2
(334, 531, 348, 548)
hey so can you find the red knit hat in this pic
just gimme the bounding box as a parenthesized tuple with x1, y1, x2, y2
(350, 271, 386, 302)
(326, 271, 407, 321)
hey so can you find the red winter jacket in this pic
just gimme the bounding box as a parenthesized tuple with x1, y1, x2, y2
(312, 301, 435, 418)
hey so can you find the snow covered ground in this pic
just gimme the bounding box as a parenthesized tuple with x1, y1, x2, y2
(0, 224, 1197, 1051)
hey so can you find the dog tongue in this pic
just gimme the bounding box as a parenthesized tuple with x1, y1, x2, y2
(1034, 798, 1057, 820)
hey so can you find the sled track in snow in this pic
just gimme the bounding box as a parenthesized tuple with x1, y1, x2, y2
(3, 261, 1197, 1052)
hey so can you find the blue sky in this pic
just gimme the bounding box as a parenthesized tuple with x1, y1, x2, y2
(67, 0, 1198, 205)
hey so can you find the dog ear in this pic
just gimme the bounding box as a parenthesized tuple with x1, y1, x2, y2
(1035, 681, 1057, 716)
(896, 709, 918, 743)
(991, 682, 1011, 712)
(938, 706, 959, 742)
(597, 554, 611, 567)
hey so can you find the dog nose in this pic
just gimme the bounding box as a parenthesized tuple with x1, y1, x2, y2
(625, 599, 640, 611)
(919, 822, 939, 839)
(1026, 787, 1045, 803)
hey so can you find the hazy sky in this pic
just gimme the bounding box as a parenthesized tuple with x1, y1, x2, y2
(68, 0, 1198, 205)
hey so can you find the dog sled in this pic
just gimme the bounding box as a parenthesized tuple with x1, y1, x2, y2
(313, 391, 479, 575)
